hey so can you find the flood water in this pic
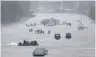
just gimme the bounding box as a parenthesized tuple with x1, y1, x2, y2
(1, 13, 95, 57)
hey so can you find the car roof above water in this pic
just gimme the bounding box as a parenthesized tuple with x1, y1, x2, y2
(34, 48, 46, 52)
(33, 48, 46, 55)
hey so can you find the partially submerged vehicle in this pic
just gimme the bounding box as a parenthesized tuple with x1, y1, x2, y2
(33, 48, 48, 56)
(78, 24, 88, 30)
(54, 34, 61, 40)
(41, 17, 60, 26)
(78, 26, 84, 30)
(18, 40, 38, 46)
(65, 33, 72, 39)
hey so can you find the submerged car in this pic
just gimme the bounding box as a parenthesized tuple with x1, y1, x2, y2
(33, 48, 48, 56)
(65, 33, 72, 39)
(54, 34, 61, 40)
(41, 17, 60, 26)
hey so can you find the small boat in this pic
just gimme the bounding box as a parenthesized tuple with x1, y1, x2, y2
(18, 40, 39, 46)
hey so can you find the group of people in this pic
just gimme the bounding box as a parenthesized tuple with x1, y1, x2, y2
(35, 29, 44, 34)
(29, 29, 51, 34)
(62, 21, 71, 26)
(18, 40, 38, 46)
(35, 30, 51, 34)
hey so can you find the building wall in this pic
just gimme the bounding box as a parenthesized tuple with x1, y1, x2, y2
(1, 1, 95, 25)
(78, 1, 95, 20)
(1, 1, 31, 25)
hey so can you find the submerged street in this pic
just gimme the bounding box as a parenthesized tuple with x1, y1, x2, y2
(1, 13, 95, 57)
